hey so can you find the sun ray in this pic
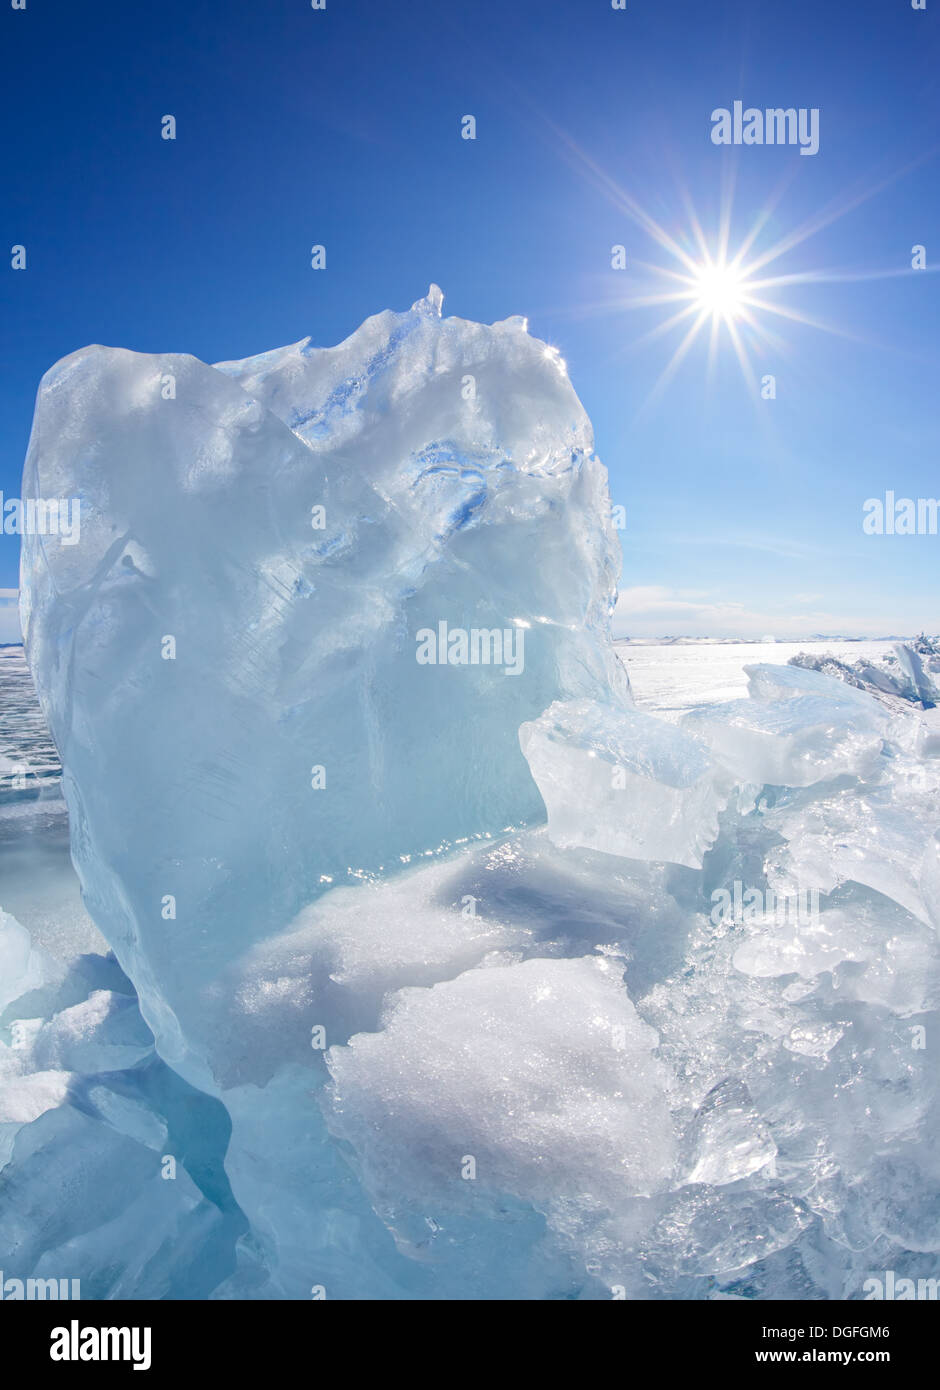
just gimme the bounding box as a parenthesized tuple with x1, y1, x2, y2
(742, 147, 939, 277)
(618, 301, 706, 356)
(539, 118, 705, 277)
(724, 314, 761, 398)
(746, 266, 938, 291)
(528, 119, 939, 402)
(705, 311, 722, 388)
(738, 294, 869, 344)
(639, 309, 711, 412)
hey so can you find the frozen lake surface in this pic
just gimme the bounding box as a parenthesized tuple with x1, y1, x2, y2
(619, 640, 903, 720)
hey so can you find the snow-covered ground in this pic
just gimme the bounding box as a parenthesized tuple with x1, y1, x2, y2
(619, 640, 904, 720)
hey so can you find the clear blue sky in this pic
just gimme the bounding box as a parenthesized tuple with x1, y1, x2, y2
(1, 0, 938, 640)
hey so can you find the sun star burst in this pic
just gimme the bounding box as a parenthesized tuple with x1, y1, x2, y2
(534, 117, 926, 410)
(689, 258, 748, 321)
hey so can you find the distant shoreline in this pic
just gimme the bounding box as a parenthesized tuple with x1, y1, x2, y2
(3, 638, 918, 653)
(615, 635, 913, 647)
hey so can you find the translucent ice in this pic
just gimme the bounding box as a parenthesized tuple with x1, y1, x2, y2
(788, 638, 940, 710)
(0, 908, 57, 1012)
(327, 956, 676, 1227)
(519, 698, 727, 867)
(681, 681, 887, 788)
(0, 905, 246, 1294)
(20, 289, 634, 1297)
(15, 289, 940, 1301)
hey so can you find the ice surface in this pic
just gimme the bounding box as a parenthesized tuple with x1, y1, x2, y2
(326, 956, 676, 1251)
(744, 660, 893, 711)
(0, 905, 246, 1294)
(0, 907, 58, 1012)
(788, 637, 940, 710)
(678, 1079, 777, 1187)
(19, 289, 635, 1297)
(519, 698, 728, 867)
(681, 679, 887, 788)
(13, 290, 940, 1299)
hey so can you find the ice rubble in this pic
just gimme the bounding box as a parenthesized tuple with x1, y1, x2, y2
(680, 664, 891, 789)
(0, 908, 245, 1296)
(789, 636, 940, 711)
(519, 699, 727, 867)
(11, 289, 940, 1299)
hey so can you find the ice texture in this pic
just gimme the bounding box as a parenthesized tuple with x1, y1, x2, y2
(0, 908, 245, 1295)
(519, 698, 728, 867)
(13, 290, 940, 1300)
(788, 637, 940, 711)
(327, 956, 676, 1235)
(19, 290, 635, 1297)
(680, 666, 889, 788)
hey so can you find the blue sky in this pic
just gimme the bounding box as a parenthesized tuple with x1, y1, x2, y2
(1, 0, 938, 642)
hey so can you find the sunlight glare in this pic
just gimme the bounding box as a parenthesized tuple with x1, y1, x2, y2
(692, 260, 746, 319)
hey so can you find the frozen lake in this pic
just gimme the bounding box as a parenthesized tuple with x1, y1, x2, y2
(618, 639, 903, 721)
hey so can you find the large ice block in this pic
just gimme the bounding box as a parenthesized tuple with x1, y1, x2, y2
(19, 289, 631, 1297)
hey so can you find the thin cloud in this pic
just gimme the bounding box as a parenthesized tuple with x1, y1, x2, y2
(613, 585, 912, 640)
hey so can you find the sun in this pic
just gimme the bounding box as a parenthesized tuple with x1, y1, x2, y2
(690, 258, 747, 320)
(538, 110, 926, 407)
